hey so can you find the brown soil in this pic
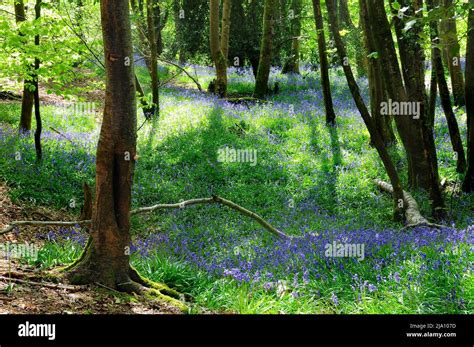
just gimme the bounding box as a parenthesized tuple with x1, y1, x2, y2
(0, 182, 182, 314)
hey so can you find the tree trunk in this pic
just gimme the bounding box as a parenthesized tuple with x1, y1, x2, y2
(439, 0, 465, 106)
(428, 48, 437, 127)
(210, 0, 227, 97)
(311, 0, 336, 125)
(428, 0, 466, 173)
(338, 0, 366, 76)
(146, 0, 159, 117)
(359, 0, 394, 145)
(338, 0, 353, 28)
(462, 3, 474, 192)
(282, 0, 302, 75)
(67, 0, 139, 289)
(221, 0, 231, 62)
(367, 0, 444, 217)
(326, 0, 405, 220)
(14, 0, 34, 133)
(33, 0, 42, 161)
(253, 0, 276, 98)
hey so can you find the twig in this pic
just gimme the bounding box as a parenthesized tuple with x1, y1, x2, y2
(50, 127, 75, 144)
(95, 282, 122, 294)
(0, 275, 86, 291)
(158, 59, 203, 92)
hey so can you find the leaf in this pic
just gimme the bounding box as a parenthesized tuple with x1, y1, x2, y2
(367, 52, 379, 60)
(339, 29, 349, 37)
(403, 19, 417, 32)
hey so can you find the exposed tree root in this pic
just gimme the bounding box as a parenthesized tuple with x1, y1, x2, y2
(1, 195, 289, 239)
(374, 179, 446, 229)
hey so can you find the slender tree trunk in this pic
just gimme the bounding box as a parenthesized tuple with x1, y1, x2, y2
(359, 0, 394, 145)
(439, 0, 465, 106)
(67, 0, 139, 288)
(282, 0, 302, 74)
(153, 1, 165, 56)
(33, 0, 42, 161)
(221, 0, 231, 62)
(146, 0, 159, 117)
(337, 0, 353, 28)
(312, 0, 336, 125)
(428, 49, 437, 127)
(462, 3, 474, 192)
(428, 0, 466, 173)
(14, 0, 34, 133)
(253, 0, 276, 98)
(326, 0, 405, 220)
(210, 0, 227, 97)
(338, 0, 366, 76)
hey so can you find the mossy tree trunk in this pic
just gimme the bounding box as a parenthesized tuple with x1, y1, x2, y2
(311, 0, 336, 125)
(253, 0, 276, 98)
(67, 0, 139, 289)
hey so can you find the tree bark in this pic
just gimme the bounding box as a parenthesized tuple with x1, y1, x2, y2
(338, 0, 366, 76)
(67, 0, 139, 289)
(428, 0, 466, 173)
(367, 0, 444, 217)
(14, 0, 34, 133)
(221, 0, 231, 62)
(439, 0, 465, 106)
(210, 0, 228, 97)
(282, 0, 302, 74)
(463, 3, 474, 192)
(326, 0, 405, 220)
(33, 0, 42, 161)
(146, 0, 159, 118)
(253, 0, 276, 98)
(312, 0, 336, 125)
(359, 0, 394, 145)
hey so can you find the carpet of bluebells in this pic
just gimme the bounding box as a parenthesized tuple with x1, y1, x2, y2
(0, 65, 472, 313)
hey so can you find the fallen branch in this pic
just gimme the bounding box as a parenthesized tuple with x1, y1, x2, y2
(374, 179, 445, 229)
(0, 275, 86, 292)
(1, 196, 289, 239)
(0, 220, 91, 235)
(158, 58, 203, 92)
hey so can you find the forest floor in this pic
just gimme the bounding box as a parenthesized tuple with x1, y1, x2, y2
(0, 64, 472, 314)
(0, 182, 182, 314)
